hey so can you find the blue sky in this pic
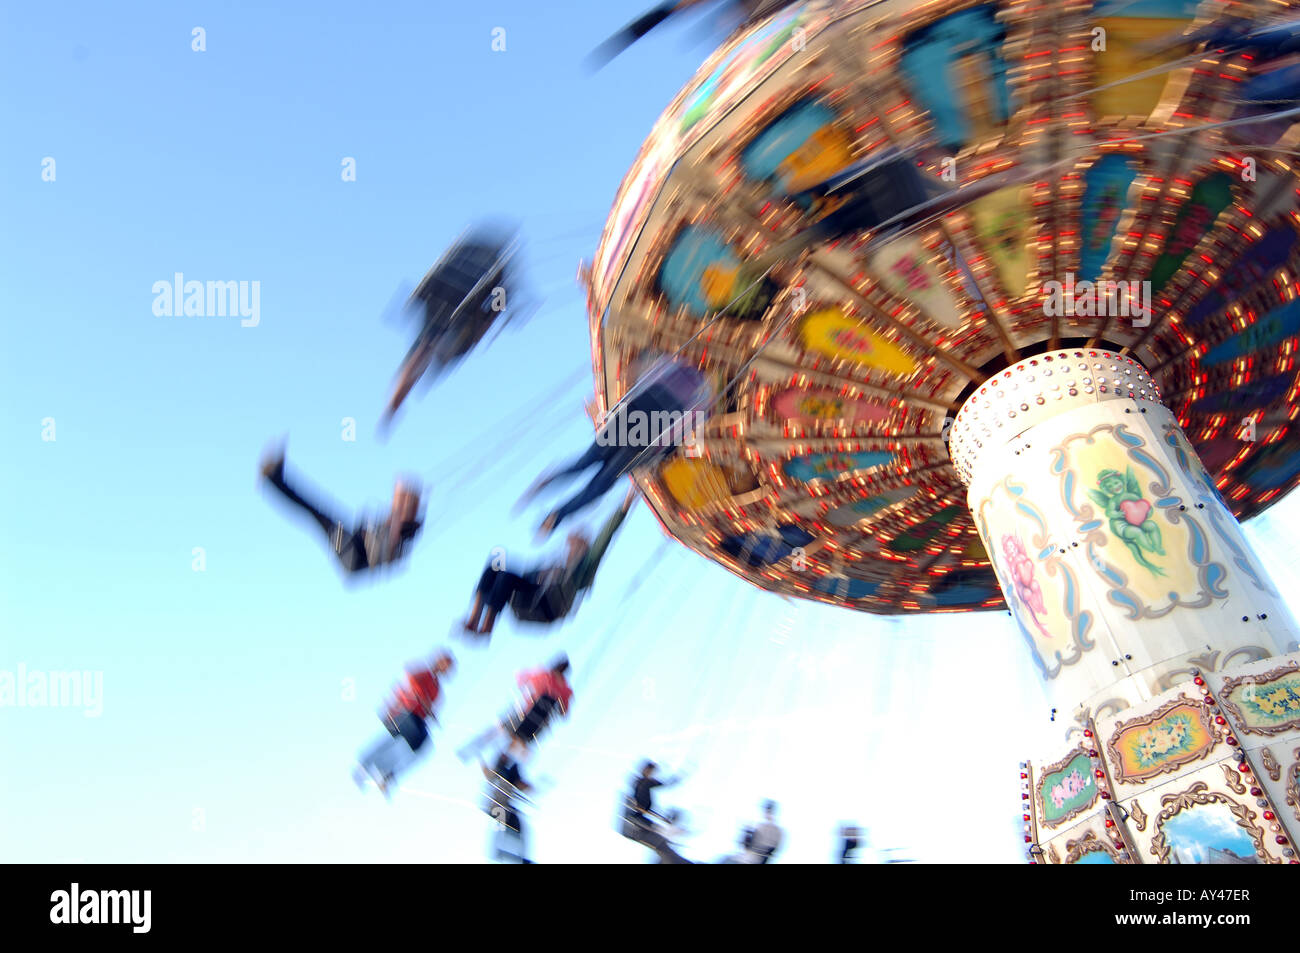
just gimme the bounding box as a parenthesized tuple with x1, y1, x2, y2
(3, 0, 1300, 864)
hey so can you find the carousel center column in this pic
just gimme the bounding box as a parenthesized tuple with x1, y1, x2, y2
(951, 348, 1300, 864)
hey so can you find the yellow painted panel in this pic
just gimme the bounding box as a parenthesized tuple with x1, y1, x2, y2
(799, 308, 918, 376)
(661, 457, 731, 511)
(1092, 18, 1195, 119)
(968, 186, 1030, 297)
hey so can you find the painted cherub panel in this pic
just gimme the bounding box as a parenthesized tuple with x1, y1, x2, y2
(1086, 466, 1166, 576)
(1056, 424, 1228, 617)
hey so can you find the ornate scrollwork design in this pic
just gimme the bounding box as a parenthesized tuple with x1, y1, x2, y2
(1105, 695, 1218, 785)
(1261, 747, 1282, 783)
(1148, 781, 1269, 864)
(1288, 748, 1300, 825)
(1064, 829, 1123, 865)
(1219, 661, 1300, 738)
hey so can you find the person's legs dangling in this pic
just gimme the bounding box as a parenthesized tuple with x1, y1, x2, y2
(520, 440, 609, 509)
(356, 735, 409, 796)
(486, 569, 528, 611)
(466, 563, 510, 631)
(466, 564, 501, 632)
(356, 734, 394, 782)
(262, 458, 344, 539)
(465, 593, 485, 633)
(359, 712, 428, 795)
(469, 565, 534, 634)
(541, 444, 643, 535)
(382, 336, 438, 428)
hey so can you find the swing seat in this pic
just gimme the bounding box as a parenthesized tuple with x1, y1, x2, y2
(811, 155, 936, 239)
(509, 582, 576, 624)
(406, 229, 523, 373)
(660, 456, 730, 510)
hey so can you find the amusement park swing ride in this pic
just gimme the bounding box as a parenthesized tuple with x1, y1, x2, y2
(580, 0, 1300, 864)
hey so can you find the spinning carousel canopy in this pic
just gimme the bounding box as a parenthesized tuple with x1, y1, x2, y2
(587, 0, 1300, 614)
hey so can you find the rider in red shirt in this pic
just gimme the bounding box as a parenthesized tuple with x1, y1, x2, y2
(510, 657, 573, 745)
(456, 656, 573, 763)
(517, 665, 573, 712)
(389, 665, 442, 722)
(354, 651, 454, 798)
